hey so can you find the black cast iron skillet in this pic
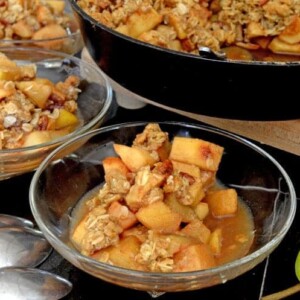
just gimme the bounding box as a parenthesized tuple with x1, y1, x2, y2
(70, 0, 300, 120)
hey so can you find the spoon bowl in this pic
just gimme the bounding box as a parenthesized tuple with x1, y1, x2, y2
(0, 214, 34, 228)
(0, 226, 52, 268)
(0, 267, 72, 300)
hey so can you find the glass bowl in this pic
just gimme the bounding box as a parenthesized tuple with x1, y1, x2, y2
(0, 0, 83, 54)
(0, 47, 113, 180)
(29, 121, 296, 293)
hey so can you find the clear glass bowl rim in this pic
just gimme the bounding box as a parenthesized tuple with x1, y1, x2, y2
(29, 121, 297, 279)
(0, 31, 81, 43)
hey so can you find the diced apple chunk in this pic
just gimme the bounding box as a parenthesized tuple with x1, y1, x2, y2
(0, 66, 22, 81)
(12, 20, 34, 38)
(102, 157, 131, 194)
(32, 24, 67, 50)
(278, 16, 300, 45)
(168, 14, 187, 39)
(22, 129, 69, 147)
(165, 193, 197, 223)
(93, 236, 145, 270)
(171, 160, 201, 179)
(169, 137, 224, 171)
(268, 37, 300, 55)
(173, 244, 216, 272)
(180, 220, 211, 244)
(108, 201, 137, 230)
(19, 64, 37, 79)
(194, 202, 209, 220)
(46, 0, 65, 14)
(108, 236, 143, 269)
(103, 157, 129, 178)
(0, 53, 18, 68)
(136, 201, 182, 233)
(188, 181, 205, 205)
(23, 131, 52, 147)
(125, 8, 163, 38)
(55, 108, 79, 129)
(113, 144, 156, 172)
(246, 21, 265, 39)
(205, 189, 238, 217)
(152, 232, 199, 256)
(16, 81, 52, 108)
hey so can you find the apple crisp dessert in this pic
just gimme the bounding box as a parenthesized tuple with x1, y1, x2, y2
(0, 51, 81, 149)
(70, 123, 254, 272)
(77, 0, 300, 60)
(0, 0, 75, 50)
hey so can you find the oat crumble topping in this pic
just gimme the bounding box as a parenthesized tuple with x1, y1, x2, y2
(77, 0, 300, 58)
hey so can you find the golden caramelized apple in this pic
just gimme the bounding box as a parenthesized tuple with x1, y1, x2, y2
(173, 244, 216, 272)
(119, 8, 163, 39)
(113, 144, 157, 172)
(93, 235, 145, 271)
(70, 123, 255, 273)
(16, 81, 52, 109)
(205, 189, 238, 217)
(136, 201, 182, 233)
(169, 137, 224, 171)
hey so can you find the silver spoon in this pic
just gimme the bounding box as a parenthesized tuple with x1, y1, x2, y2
(0, 226, 52, 268)
(0, 214, 34, 228)
(0, 267, 72, 300)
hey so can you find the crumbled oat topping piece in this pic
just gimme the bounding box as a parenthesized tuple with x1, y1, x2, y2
(133, 123, 169, 161)
(81, 205, 123, 255)
(136, 231, 174, 272)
